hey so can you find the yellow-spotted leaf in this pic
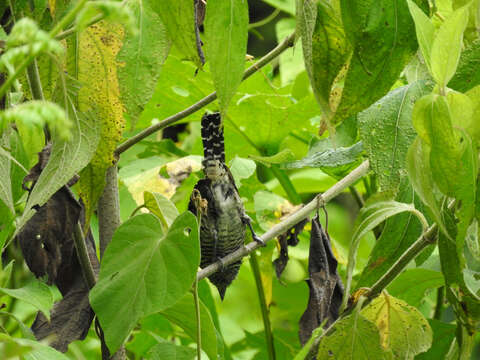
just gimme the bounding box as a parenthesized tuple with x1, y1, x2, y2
(78, 22, 125, 229)
(361, 293, 432, 359)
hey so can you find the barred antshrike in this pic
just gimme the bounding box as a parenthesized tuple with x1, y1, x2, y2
(189, 112, 264, 299)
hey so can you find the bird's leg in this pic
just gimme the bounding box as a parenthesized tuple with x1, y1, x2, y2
(242, 214, 266, 246)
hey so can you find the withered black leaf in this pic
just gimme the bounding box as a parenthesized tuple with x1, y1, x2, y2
(273, 218, 308, 280)
(16, 145, 100, 352)
(298, 214, 344, 346)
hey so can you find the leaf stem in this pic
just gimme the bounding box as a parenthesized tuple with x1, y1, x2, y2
(115, 32, 297, 156)
(248, 8, 281, 29)
(72, 222, 96, 289)
(193, 276, 202, 360)
(197, 160, 370, 281)
(250, 253, 276, 360)
(270, 165, 301, 205)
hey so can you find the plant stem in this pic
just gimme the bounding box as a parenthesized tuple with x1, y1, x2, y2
(193, 277, 202, 360)
(349, 186, 364, 208)
(98, 165, 121, 258)
(56, 13, 104, 40)
(249, 8, 281, 29)
(270, 165, 301, 205)
(49, 0, 88, 37)
(115, 32, 297, 156)
(72, 222, 97, 289)
(366, 222, 437, 300)
(250, 254, 276, 360)
(433, 286, 444, 320)
(197, 160, 370, 281)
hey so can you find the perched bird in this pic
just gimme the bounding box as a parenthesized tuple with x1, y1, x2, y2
(189, 112, 263, 299)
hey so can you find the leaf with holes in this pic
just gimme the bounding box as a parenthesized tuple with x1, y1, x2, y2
(361, 293, 433, 359)
(90, 212, 199, 353)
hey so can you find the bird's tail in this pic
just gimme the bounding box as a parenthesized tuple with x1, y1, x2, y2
(201, 112, 225, 163)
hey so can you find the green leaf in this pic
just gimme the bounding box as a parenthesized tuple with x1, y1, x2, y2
(345, 200, 427, 306)
(361, 293, 433, 359)
(205, 0, 248, 114)
(388, 269, 444, 308)
(412, 94, 465, 196)
(229, 156, 256, 187)
(146, 340, 196, 360)
(262, 0, 295, 14)
(407, 0, 435, 71)
(0, 333, 69, 360)
(406, 137, 446, 236)
(139, 54, 214, 129)
(0, 101, 72, 141)
(0, 131, 14, 215)
(149, 0, 203, 67)
(250, 149, 296, 167)
(416, 319, 456, 360)
(317, 311, 387, 359)
(359, 81, 431, 194)
(276, 18, 304, 85)
(254, 190, 289, 231)
(90, 212, 200, 353)
(430, 3, 469, 87)
(143, 191, 179, 230)
(356, 181, 425, 288)
(118, 0, 171, 130)
(282, 142, 362, 170)
(161, 292, 218, 360)
(448, 38, 480, 92)
(0, 280, 53, 320)
(464, 85, 480, 141)
(78, 22, 126, 230)
(333, 0, 421, 125)
(299, 0, 349, 115)
(15, 107, 100, 235)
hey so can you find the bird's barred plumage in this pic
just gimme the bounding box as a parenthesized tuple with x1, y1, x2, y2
(189, 112, 262, 299)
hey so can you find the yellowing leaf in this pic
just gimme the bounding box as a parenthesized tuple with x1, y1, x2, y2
(77, 22, 125, 228)
(361, 293, 432, 359)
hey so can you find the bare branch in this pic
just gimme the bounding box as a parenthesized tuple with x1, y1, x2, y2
(197, 160, 371, 281)
(114, 32, 297, 156)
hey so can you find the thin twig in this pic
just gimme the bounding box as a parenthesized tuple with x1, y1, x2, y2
(250, 254, 276, 360)
(197, 160, 370, 281)
(114, 32, 297, 156)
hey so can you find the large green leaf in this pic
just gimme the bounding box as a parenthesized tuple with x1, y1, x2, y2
(449, 38, 480, 92)
(430, 3, 469, 88)
(161, 292, 218, 360)
(149, 0, 202, 67)
(359, 81, 431, 194)
(138, 54, 214, 129)
(15, 106, 100, 235)
(205, 0, 248, 115)
(299, 0, 349, 115)
(361, 293, 433, 359)
(317, 310, 387, 359)
(0, 280, 53, 320)
(387, 269, 444, 308)
(77, 22, 126, 230)
(345, 200, 427, 306)
(118, 0, 171, 130)
(90, 212, 200, 353)
(276, 18, 304, 85)
(333, 0, 423, 125)
(356, 181, 425, 288)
